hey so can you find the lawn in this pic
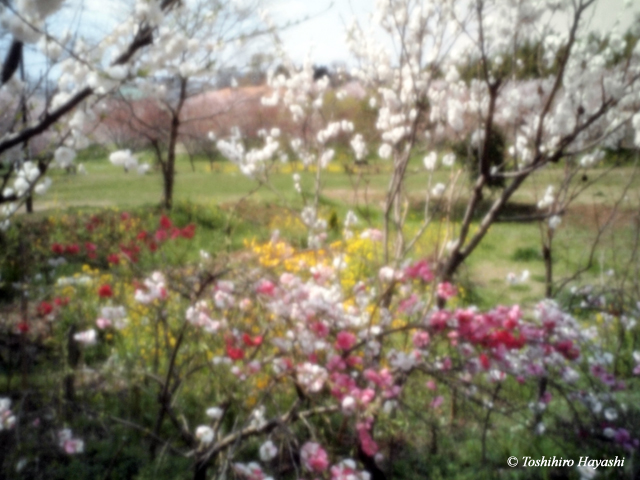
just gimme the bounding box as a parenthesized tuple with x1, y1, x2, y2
(34, 153, 640, 308)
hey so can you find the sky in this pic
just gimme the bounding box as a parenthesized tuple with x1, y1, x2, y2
(15, 0, 640, 77)
(270, 0, 639, 67)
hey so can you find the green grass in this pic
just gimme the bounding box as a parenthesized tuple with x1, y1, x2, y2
(24, 153, 640, 308)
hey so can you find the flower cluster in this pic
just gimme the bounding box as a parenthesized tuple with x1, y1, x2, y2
(0, 398, 16, 431)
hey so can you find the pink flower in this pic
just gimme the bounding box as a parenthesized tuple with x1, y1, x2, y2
(58, 429, 84, 454)
(360, 228, 383, 241)
(64, 439, 84, 454)
(358, 427, 379, 456)
(326, 355, 346, 371)
(426, 380, 437, 391)
(398, 294, 419, 314)
(359, 388, 376, 404)
(300, 442, 329, 472)
(310, 321, 329, 338)
(256, 279, 276, 296)
(335, 331, 357, 351)
(330, 460, 366, 480)
(436, 282, 457, 300)
(412, 331, 430, 348)
(96, 318, 112, 329)
(430, 396, 444, 409)
(404, 259, 434, 283)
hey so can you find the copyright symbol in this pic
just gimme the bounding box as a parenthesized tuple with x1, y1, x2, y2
(507, 456, 518, 467)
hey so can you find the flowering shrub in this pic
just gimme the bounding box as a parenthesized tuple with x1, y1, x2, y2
(3, 206, 638, 479)
(1, 0, 640, 478)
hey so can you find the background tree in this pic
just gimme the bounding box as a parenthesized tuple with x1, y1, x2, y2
(104, 0, 274, 210)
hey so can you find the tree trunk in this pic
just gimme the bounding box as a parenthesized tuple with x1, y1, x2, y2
(543, 244, 552, 298)
(193, 460, 208, 480)
(162, 77, 188, 210)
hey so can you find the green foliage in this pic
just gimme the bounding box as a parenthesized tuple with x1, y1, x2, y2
(511, 247, 542, 262)
(452, 128, 507, 189)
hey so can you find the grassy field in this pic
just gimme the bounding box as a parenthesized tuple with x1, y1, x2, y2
(29, 153, 640, 308)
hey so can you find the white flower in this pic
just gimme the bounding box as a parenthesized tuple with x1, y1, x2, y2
(73, 329, 97, 346)
(293, 173, 301, 193)
(341, 395, 356, 415)
(296, 362, 328, 393)
(319, 149, 335, 169)
(447, 100, 465, 132)
(442, 153, 456, 167)
(34, 177, 52, 195)
(13, 177, 29, 196)
(537, 186, 555, 210)
(259, 440, 278, 461)
(604, 408, 618, 421)
(378, 266, 395, 282)
(109, 150, 138, 171)
(206, 407, 223, 420)
(0, 398, 15, 431)
(431, 183, 446, 198)
(350, 134, 367, 160)
(107, 65, 129, 80)
(576, 465, 598, 480)
(195, 426, 214, 445)
(580, 150, 605, 168)
(423, 151, 437, 170)
(378, 143, 392, 159)
(548, 215, 561, 230)
(54, 147, 76, 169)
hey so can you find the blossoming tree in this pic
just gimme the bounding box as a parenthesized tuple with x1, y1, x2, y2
(2, 0, 640, 479)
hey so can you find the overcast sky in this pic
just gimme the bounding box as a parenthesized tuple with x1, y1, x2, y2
(271, 0, 639, 67)
(20, 0, 640, 75)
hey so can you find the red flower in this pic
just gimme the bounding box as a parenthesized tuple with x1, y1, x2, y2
(155, 229, 168, 242)
(37, 301, 53, 317)
(136, 231, 148, 241)
(479, 353, 490, 370)
(107, 253, 120, 265)
(98, 284, 114, 298)
(120, 244, 140, 263)
(159, 215, 172, 230)
(51, 243, 64, 255)
(181, 224, 196, 239)
(17, 322, 29, 333)
(85, 242, 97, 259)
(242, 333, 263, 347)
(555, 340, 580, 361)
(65, 244, 80, 255)
(120, 212, 131, 221)
(54, 297, 69, 307)
(226, 345, 244, 361)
